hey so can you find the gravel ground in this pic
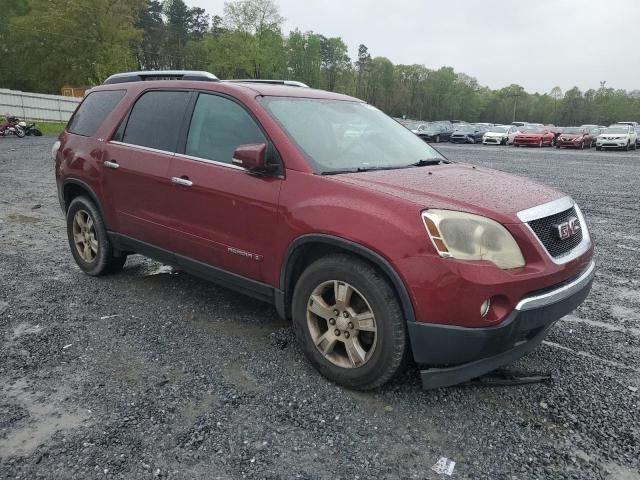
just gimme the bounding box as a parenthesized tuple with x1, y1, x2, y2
(0, 136, 639, 480)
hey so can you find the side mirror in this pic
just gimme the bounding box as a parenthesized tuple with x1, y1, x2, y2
(232, 143, 268, 172)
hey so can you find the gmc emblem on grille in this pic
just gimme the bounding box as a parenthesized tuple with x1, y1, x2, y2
(553, 216, 580, 240)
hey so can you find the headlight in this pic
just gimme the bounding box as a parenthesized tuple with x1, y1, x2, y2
(422, 210, 526, 269)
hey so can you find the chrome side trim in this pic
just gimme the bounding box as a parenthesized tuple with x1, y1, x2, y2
(108, 142, 247, 172)
(109, 141, 175, 157)
(174, 153, 246, 171)
(517, 196, 574, 222)
(515, 261, 595, 311)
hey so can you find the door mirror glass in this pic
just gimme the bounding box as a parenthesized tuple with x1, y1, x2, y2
(232, 143, 268, 171)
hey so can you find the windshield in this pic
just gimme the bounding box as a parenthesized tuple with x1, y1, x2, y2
(521, 127, 545, 133)
(454, 126, 474, 133)
(489, 126, 509, 133)
(604, 127, 628, 134)
(563, 127, 583, 134)
(259, 97, 446, 173)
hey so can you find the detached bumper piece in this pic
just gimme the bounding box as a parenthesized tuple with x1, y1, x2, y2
(410, 261, 595, 390)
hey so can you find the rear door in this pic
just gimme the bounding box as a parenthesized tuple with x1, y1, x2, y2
(102, 90, 192, 251)
(166, 92, 283, 282)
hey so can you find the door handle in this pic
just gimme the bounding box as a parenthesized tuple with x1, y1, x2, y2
(103, 160, 119, 169)
(171, 176, 193, 187)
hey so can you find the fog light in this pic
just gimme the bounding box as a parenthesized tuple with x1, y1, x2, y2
(480, 299, 491, 317)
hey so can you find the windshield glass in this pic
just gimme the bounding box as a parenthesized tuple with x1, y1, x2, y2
(489, 126, 508, 133)
(563, 127, 583, 134)
(604, 127, 628, 134)
(453, 125, 474, 133)
(259, 97, 446, 173)
(521, 127, 545, 133)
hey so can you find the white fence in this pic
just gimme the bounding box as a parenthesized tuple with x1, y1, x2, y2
(0, 88, 81, 122)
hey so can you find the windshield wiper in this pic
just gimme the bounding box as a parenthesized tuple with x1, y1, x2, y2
(409, 159, 448, 167)
(321, 165, 412, 175)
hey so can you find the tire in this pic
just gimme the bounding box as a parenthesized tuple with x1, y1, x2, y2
(538, 139, 543, 148)
(596, 146, 601, 151)
(33, 128, 43, 136)
(435, 135, 440, 143)
(292, 254, 408, 390)
(15, 126, 25, 138)
(66, 196, 127, 276)
(556, 144, 561, 149)
(625, 142, 630, 151)
(579, 142, 584, 150)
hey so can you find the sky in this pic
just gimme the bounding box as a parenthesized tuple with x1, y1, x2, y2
(185, 0, 640, 94)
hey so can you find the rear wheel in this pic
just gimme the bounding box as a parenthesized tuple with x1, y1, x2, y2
(66, 196, 127, 276)
(292, 255, 407, 390)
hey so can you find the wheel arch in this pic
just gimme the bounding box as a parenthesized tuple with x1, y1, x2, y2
(278, 234, 416, 325)
(62, 179, 105, 221)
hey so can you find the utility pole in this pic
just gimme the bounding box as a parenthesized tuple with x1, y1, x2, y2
(508, 92, 521, 122)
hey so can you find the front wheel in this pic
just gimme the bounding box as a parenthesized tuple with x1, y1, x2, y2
(66, 196, 127, 276)
(15, 126, 25, 138)
(32, 128, 43, 136)
(292, 255, 407, 390)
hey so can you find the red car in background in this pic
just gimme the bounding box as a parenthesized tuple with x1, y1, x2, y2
(513, 126, 555, 147)
(556, 127, 593, 149)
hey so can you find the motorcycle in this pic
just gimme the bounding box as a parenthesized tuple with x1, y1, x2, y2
(0, 116, 25, 138)
(18, 120, 42, 136)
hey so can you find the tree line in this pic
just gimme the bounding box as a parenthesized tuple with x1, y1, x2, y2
(1, 0, 639, 126)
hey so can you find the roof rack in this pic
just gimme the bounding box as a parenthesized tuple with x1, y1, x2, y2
(223, 79, 309, 88)
(103, 70, 219, 85)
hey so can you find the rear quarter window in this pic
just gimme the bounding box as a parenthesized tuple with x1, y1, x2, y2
(67, 90, 126, 137)
(118, 90, 191, 152)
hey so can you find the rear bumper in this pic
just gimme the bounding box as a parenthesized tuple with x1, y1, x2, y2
(409, 261, 595, 389)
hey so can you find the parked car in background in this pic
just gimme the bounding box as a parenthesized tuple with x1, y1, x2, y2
(482, 125, 517, 145)
(636, 127, 640, 148)
(511, 121, 528, 127)
(556, 127, 593, 149)
(513, 126, 555, 147)
(547, 126, 564, 146)
(595, 125, 638, 151)
(54, 70, 595, 391)
(412, 122, 453, 143)
(449, 124, 487, 143)
(616, 121, 638, 127)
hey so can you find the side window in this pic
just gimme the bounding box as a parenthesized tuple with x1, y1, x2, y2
(185, 93, 267, 164)
(67, 90, 125, 137)
(121, 91, 190, 152)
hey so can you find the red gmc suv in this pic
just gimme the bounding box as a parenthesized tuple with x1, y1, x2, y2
(54, 71, 595, 390)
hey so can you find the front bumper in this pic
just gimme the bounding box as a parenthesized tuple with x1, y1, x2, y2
(557, 139, 583, 148)
(450, 136, 474, 143)
(409, 261, 595, 389)
(482, 137, 504, 144)
(597, 140, 627, 149)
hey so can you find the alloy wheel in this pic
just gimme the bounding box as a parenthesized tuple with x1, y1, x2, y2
(306, 280, 377, 369)
(72, 210, 98, 263)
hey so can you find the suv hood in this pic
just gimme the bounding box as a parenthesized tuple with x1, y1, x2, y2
(331, 163, 563, 224)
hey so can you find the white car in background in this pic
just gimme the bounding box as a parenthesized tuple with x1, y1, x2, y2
(482, 125, 518, 145)
(595, 125, 638, 151)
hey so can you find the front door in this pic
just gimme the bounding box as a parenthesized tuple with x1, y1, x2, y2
(102, 90, 192, 251)
(166, 92, 283, 282)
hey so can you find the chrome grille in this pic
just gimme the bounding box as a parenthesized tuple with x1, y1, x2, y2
(528, 207, 583, 258)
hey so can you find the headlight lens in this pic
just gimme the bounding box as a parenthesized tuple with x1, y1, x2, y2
(422, 210, 526, 269)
